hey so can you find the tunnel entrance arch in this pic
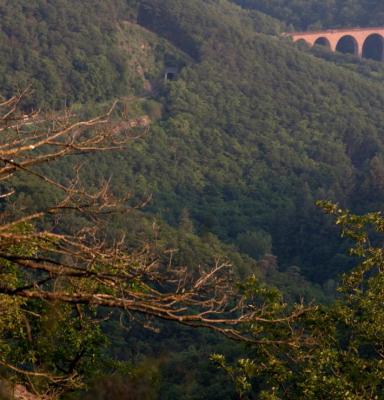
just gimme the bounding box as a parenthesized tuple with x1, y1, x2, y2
(314, 37, 331, 49)
(362, 34, 384, 61)
(336, 35, 358, 55)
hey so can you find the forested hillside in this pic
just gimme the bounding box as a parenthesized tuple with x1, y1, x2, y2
(5, 0, 384, 283)
(80, 0, 384, 283)
(0, 0, 190, 107)
(2, 0, 384, 398)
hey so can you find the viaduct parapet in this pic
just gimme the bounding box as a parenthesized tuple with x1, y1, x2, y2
(286, 27, 384, 61)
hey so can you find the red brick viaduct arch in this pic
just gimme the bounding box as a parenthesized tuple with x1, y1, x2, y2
(287, 27, 384, 61)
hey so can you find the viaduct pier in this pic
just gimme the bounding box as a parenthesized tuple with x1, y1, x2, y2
(286, 27, 384, 61)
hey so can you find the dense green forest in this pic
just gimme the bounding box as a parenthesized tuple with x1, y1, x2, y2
(84, 0, 384, 284)
(1, 0, 384, 398)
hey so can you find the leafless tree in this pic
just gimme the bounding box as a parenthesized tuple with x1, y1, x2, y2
(0, 91, 312, 398)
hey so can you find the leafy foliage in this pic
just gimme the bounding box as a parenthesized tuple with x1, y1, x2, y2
(214, 203, 384, 399)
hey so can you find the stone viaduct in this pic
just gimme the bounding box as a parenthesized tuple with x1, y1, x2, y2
(287, 27, 384, 61)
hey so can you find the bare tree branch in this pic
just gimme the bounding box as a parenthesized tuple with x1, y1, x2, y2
(0, 92, 312, 397)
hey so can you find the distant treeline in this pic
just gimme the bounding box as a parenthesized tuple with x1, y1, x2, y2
(233, 0, 384, 30)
